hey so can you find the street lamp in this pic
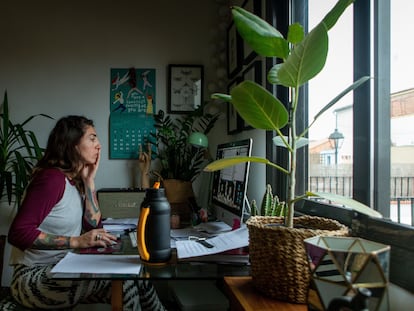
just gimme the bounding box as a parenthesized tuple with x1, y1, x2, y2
(328, 128, 344, 164)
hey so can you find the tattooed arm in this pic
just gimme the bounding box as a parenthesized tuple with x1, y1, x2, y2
(33, 229, 115, 249)
(81, 149, 102, 229)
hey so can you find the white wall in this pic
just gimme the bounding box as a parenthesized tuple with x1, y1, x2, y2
(0, 0, 267, 285)
(0, 0, 266, 220)
(0, 0, 218, 190)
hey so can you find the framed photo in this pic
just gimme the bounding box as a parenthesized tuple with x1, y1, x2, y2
(241, 60, 262, 130)
(168, 64, 203, 114)
(227, 77, 243, 134)
(227, 22, 242, 79)
(242, 0, 262, 64)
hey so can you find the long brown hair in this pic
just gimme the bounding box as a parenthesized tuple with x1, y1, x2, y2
(34, 115, 95, 193)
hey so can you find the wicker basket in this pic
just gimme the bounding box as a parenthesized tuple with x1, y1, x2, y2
(246, 215, 349, 304)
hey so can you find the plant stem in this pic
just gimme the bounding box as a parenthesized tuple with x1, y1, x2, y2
(286, 86, 299, 228)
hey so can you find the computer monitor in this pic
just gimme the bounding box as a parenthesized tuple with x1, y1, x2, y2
(210, 138, 252, 229)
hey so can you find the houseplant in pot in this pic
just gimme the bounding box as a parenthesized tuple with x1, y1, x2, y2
(205, 0, 381, 303)
(0, 91, 52, 211)
(150, 103, 219, 224)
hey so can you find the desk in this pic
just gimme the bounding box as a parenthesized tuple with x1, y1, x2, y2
(52, 236, 250, 311)
(224, 276, 307, 311)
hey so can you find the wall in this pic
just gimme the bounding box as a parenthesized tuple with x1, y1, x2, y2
(0, 0, 219, 192)
(0, 0, 266, 285)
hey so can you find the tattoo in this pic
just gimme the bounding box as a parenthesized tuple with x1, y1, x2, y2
(33, 232, 70, 249)
(86, 187, 99, 213)
(84, 208, 98, 227)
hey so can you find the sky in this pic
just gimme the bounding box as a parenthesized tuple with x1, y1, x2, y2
(307, 0, 413, 140)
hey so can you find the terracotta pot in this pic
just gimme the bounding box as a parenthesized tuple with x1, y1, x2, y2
(162, 179, 195, 225)
(162, 179, 194, 203)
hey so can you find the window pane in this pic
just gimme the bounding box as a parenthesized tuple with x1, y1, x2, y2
(390, 0, 414, 226)
(308, 1, 354, 197)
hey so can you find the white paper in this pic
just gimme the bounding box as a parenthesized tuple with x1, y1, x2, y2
(103, 218, 138, 232)
(51, 252, 141, 274)
(193, 221, 232, 233)
(175, 226, 249, 259)
(103, 218, 138, 225)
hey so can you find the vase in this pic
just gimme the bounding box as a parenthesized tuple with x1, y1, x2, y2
(162, 179, 195, 226)
(304, 236, 390, 310)
(246, 215, 349, 304)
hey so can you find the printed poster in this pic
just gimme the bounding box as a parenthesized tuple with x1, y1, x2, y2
(109, 68, 156, 159)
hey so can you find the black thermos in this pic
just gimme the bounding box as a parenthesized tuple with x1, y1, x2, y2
(137, 187, 171, 263)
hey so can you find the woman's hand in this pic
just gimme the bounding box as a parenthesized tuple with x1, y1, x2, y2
(70, 228, 117, 249)
(138, 143, 151, 188)
(81, 149, 101, 185)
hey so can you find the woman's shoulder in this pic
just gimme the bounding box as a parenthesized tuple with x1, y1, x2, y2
(32, 168, 66, 185)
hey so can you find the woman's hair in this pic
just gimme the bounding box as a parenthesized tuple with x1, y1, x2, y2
(35, 115, 94, 184)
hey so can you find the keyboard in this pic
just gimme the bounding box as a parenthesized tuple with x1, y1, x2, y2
(129, 230, 137, 247)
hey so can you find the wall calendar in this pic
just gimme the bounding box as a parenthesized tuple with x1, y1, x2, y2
(109, 68, 156, 159)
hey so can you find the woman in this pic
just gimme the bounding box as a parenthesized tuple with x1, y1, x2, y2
(8, 116, 165, 310)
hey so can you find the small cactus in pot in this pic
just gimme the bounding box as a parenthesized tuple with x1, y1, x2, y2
(251, 184, 286, 217)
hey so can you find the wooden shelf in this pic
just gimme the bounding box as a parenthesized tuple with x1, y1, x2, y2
(223, 276, 307, 311)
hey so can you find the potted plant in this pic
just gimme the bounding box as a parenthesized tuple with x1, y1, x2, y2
(0, 91, 53, 210)
(150, 103, 219, 223)
(205, 0, 381, 303)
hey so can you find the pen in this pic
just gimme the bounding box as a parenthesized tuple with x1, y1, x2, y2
(196, 239, 214, 248)
(188, 236, 214, 248)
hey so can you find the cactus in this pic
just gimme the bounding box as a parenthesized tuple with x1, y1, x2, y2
(250, 184, 286, 217)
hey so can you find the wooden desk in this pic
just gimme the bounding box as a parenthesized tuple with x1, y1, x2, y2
(224, 276, 307, 311)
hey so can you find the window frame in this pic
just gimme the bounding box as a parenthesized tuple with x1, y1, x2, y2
(266, 0, 414, 293)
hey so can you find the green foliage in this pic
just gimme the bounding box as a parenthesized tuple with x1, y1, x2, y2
(0, 91, 53, 208)
(205, 1, 378, 228)
(150, 103, 219, 182)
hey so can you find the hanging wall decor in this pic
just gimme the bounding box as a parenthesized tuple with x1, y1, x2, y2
(109, 68, 156, 159)
(168, 64, 203, 114)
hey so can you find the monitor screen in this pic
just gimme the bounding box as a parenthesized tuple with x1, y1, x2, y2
(211, 138, 252, 229)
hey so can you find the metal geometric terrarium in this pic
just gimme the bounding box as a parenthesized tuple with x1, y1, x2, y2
(304, 236, 390, 311)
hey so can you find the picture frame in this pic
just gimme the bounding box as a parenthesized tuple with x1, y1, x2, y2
(242, 0, 262, 64)
(227, 22, 242, 79)
(168, 64, 203, 114)
(241, 60, 262, 130)
(227, 77, 243, 134)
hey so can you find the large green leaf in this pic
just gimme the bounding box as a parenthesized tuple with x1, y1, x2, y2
(313, 76, 370, 120)
(310, 191, 383, 218)
(230, 81, 289, 130)
(204, 156, 289, 175)
(277, 23, 328, 87)
(322, 0, 355, 30)
(232, 6, 289, 59)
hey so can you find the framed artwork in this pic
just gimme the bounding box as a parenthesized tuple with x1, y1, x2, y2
(242, 0, 262, 64)
(227, 77, 243, 134)
(227, 22, 242, 79)
(168, 64, 203, 114)
(241, 60, 262, 130)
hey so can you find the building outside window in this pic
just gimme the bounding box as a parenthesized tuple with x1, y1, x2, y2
(307, 0, 414, 226)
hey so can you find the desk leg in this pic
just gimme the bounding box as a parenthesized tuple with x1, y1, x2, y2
(111, 280, 123, 311)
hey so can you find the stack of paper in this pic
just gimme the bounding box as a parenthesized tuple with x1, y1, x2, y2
(175, 227, 249, 264)
(50, 252, 141, 274)
(102, 217, 137, 232)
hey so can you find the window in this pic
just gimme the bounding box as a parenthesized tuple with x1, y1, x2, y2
(308, 0, 354, 201)
(305, 0, 414, 227)
(266, 0, 414, 293)
(389, 0, 414, 226)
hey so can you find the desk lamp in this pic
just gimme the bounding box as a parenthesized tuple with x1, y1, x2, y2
(188, 132, 208, 148)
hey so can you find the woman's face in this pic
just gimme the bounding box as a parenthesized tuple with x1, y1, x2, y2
(77, 126, 101, 164)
